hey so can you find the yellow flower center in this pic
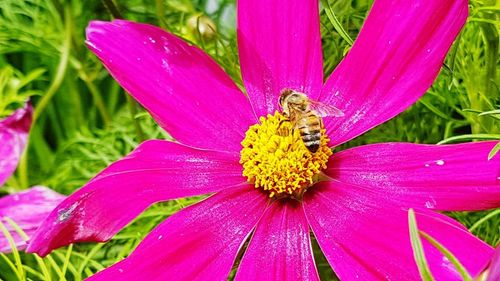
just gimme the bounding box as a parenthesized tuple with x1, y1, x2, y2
(240, 111, 332, 199)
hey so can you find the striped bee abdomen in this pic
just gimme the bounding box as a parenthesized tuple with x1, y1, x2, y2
(297, 112, 322, 153)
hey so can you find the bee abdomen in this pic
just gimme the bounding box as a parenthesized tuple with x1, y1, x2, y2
(301, 129, 321, 153)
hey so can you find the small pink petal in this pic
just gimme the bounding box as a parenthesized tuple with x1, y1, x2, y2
(86, 20, 256, 152)
(320, 0, 468, 146)
(27, 140, 245, 256)
(486, 246, 500, 281)
(235, 199, 320, 281)
(0, 103, 33, 187)
(303, 182, 493, 280)
(237, 0, 323, 117)
(0, 186, 65, 252)
(86, 185, 268, 281)
(328, 142, 500, 211)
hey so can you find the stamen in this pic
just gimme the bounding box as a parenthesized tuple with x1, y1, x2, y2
(240, 112, 332, 199)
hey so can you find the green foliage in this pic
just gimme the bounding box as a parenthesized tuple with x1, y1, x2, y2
(0, 0, 498, 280)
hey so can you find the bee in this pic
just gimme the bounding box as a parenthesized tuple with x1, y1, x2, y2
(278, 89, 344, 153)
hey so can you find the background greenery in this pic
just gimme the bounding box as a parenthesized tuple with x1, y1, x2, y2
(0, 0, 498, 280)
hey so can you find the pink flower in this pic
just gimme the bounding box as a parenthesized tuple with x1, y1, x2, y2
(485, 246, 500, 281)
(28, 0, 500, 280)
(0, 105, 66, 252)
(0, 104, 32, 187)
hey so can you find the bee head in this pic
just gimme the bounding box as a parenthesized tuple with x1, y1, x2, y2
(279, 89, 305, 108)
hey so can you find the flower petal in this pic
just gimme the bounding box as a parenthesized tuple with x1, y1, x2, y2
(0, 103, 32, 187)
(27, 140, 245, 256)
(86, 185, 268, 281)
(86, 20, 256, 152)
(235, 199, 320, 281)
(486, 246, 500, 281)
(320, 0, 468, 145)
(237, 0, 323, 117)
(328, 142, 500, 211)
(303, 182, 493, 280)
(0, 186, 65, 252)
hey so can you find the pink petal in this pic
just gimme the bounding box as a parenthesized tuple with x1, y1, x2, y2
(237, 0, 323, 117)
(0, 103, 32, 187)
(27, 140, 245, 256)
(328, 142, 500, 211)
(86, 20, 256, 152)
(486, 246, 500, 281)
(86, 185, 268, 281)
(0, 186, 65, 252)
(303, 182, 493, 280)
(320, 0, 468, 146)
(235, 200, 320, 281)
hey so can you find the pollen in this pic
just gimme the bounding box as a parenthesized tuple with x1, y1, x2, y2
(239, 112, 332, 199)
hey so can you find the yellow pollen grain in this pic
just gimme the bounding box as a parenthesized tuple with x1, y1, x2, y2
(239, 112, 332, 199)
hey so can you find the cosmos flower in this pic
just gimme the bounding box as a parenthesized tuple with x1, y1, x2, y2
(28, 0, 500, 279)
(0, 104, 32, 187)
(0, 104, 65, 252)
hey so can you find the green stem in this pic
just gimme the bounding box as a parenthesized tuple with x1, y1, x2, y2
(101, 0, 123, 19)
(18, 6, 71, 188)
(82, 78, 112, 127)
(155, 0, 167, 29)
(126, 95, 145, 142)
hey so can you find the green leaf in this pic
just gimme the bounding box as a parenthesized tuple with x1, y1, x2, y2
(438, 134, 500, 144)
(408, 209, 435, 281)
(488, 141, 500, 160)
(420, 232, 473, 281)
(321, 0, 354, 45)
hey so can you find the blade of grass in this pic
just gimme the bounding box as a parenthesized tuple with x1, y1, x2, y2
(470, 209, 500, 232)
(4, 217, 52, 281)
(420, 231, 473, 281)
(408, 208, 435, 281)
(438, 134, 500, 144)
(321, 0, 354, 45)
(0, 220, 25, 280)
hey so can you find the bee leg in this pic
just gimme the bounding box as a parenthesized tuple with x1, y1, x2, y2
(277, 119, 291, 136)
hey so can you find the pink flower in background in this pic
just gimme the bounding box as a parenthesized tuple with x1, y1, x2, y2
(0, 104, 32, 187)
(486, 246, 500, 281)
(0, 186, 65, 252)
(28, 0, 500, 280)
(0, 104, 66, 252)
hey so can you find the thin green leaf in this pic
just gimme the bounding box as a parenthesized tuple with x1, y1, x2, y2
(438, 134, 500, 144)
(408, 209, 435, 281)
(321, 0, 354, 45)
(0, 220, 25, 280)
(420, 232, 473, 281)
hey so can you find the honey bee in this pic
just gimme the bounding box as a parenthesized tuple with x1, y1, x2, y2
(278, 89, 344, 153)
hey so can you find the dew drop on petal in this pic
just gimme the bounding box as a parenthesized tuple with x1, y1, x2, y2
(435, 160, 445, 166)
(425, 197, 437, 208)
(57, 202, 78, 223)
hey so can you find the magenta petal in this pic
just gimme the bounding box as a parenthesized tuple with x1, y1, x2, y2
(86, 20, 256, 152)
(235, 200, 320, 281)
(304, 182, 493, 280)
(0, 186, 65, 252)
(27, 140, 246, 256)
(328, 142, 500, 211)
(86, 185, 268, 281)
(237, 0, 323, 117)
(0, 103, 32, 187)
(320, 0, 468, 145)
(486, 247, 500, 281)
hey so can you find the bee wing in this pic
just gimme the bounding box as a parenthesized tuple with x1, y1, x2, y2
(309, 100, 344, 117)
